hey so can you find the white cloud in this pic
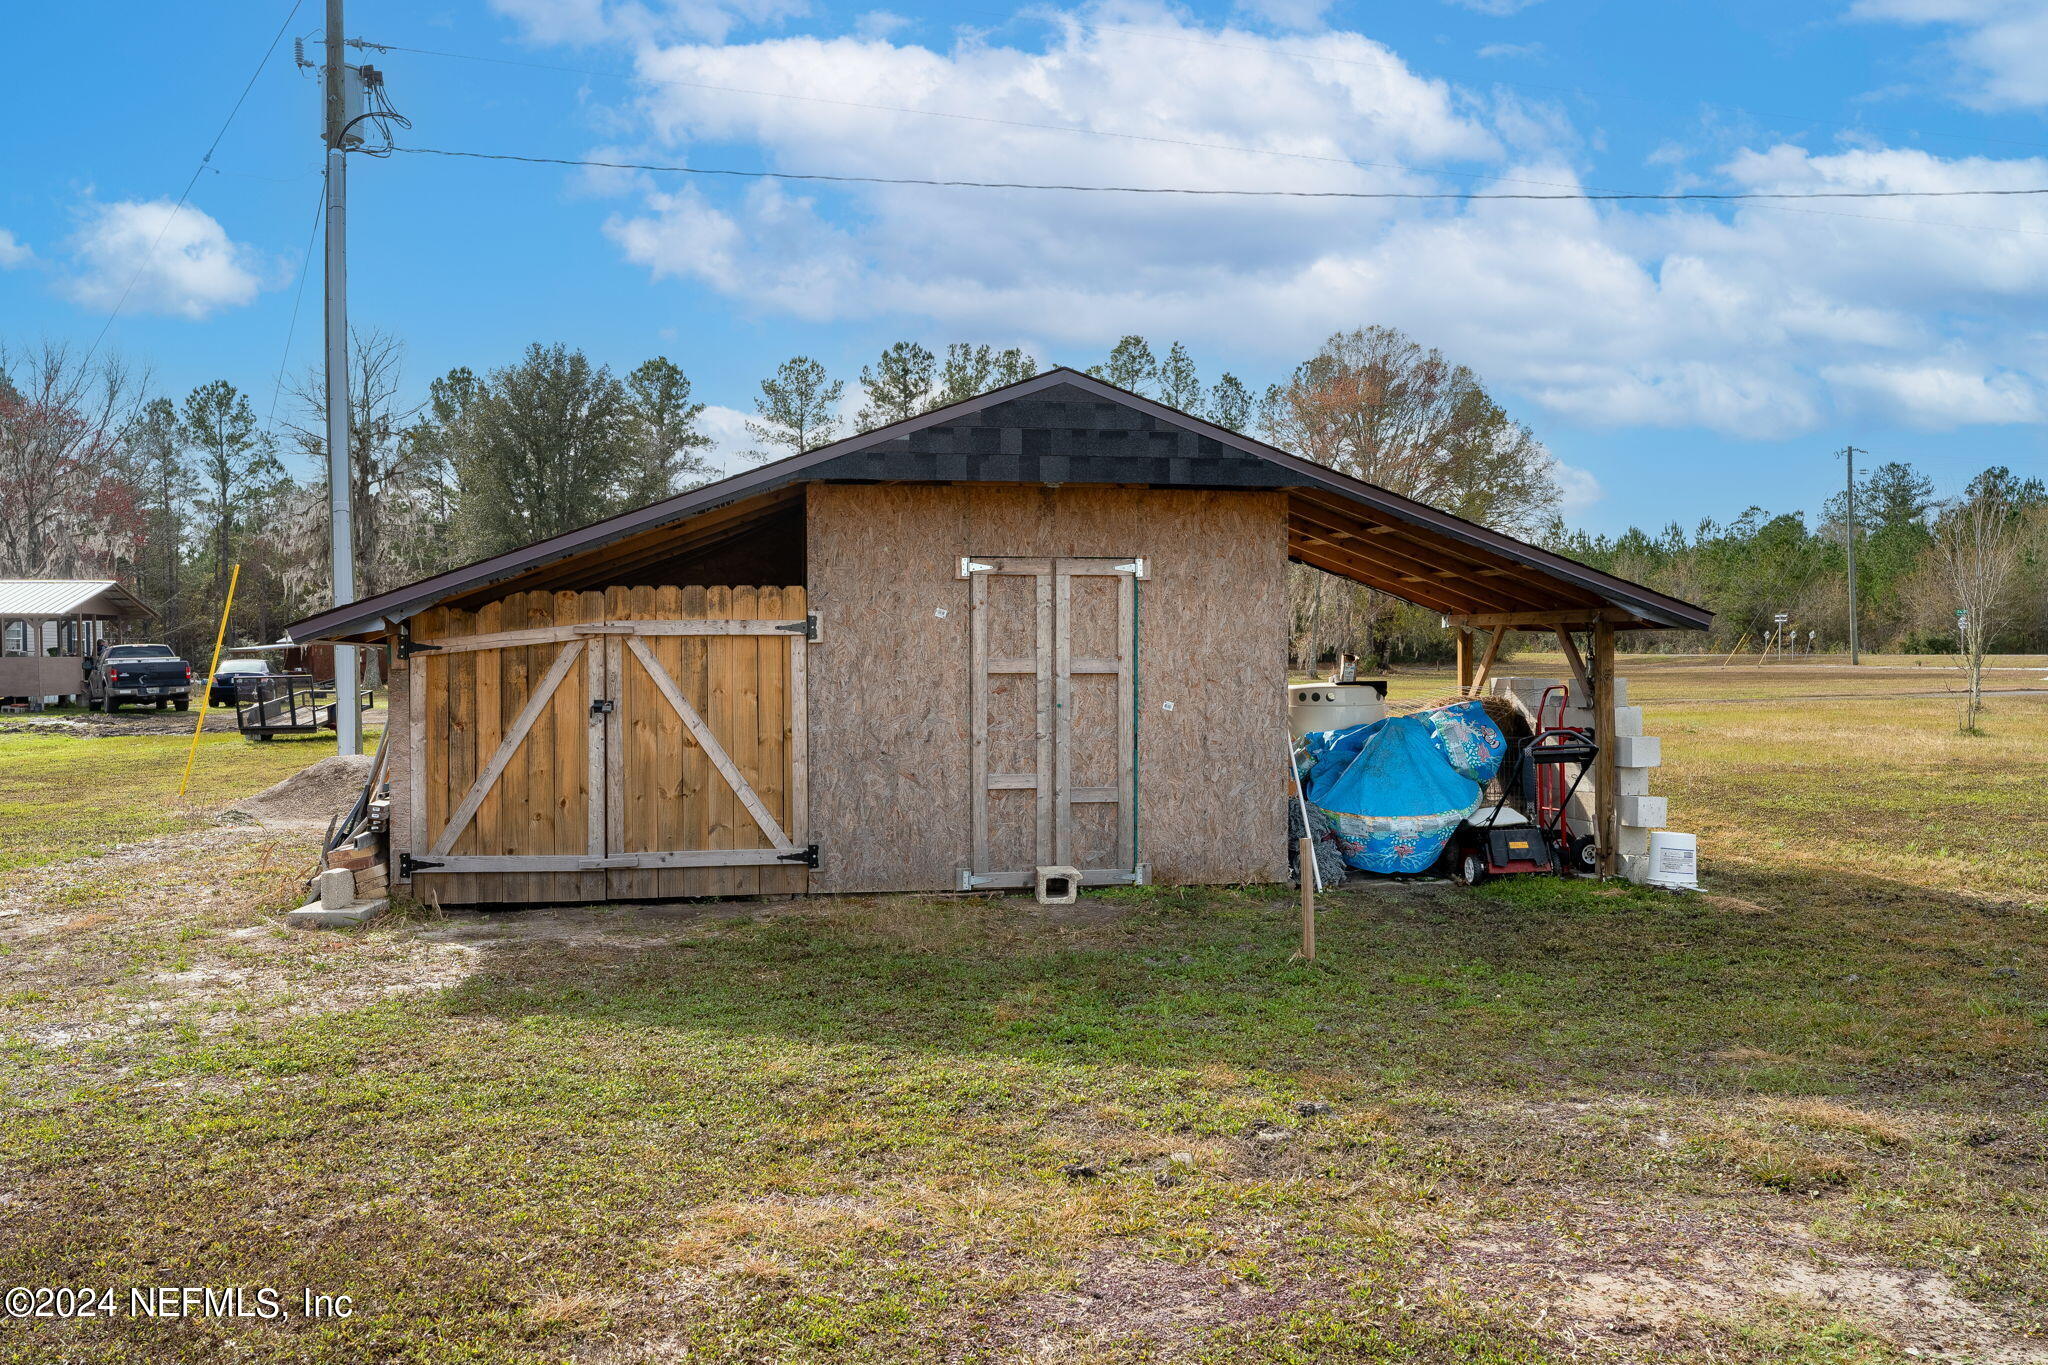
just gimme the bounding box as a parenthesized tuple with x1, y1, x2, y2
(569, 9, 2048, 439)
(1550, 460, 1603, 513)
(695, 401, 759, 473)
(1849, 0, 2048, 108)
(1446, 0, 1542, 13)
(0, 229, 31, 268)
(60, 200, 267, 320)
(1477, 41, 1544, 60)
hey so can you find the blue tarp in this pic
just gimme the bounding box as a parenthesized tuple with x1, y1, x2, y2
(1298, 701, 1508, 874)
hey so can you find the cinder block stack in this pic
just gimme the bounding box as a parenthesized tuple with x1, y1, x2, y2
(1489, 674, 1667, 885)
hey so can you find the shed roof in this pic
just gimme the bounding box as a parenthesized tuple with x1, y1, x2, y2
(287, 368, 1711, 641)
(0, 579, 152, 620)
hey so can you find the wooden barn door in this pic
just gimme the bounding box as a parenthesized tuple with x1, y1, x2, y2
(406, 586, 809, 903)
(962, 557, 1142, 890)
(602, 586, 810, 900)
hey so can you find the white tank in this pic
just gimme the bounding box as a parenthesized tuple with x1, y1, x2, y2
(1288, 682, 1387, 739)
(1647, 831, 1699, 891)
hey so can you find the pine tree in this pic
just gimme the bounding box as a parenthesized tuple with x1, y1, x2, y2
(1088, 336, 1158, 395)
(122, 396, 193, 644)
(180, 380, 281, 605)
(747, 356, 844, 457)
(1207, 374, 1252, 432)
(935, 344, 1035, 406)
(1156, 341, 1203, 412)
(857, 342, 938, 430)
(622, 356, 713, 502)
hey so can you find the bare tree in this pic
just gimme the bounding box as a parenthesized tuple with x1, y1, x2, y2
(0, 342, 142, 577)
(284, 329, 447, 596)
(1927, 483, 2036, 731)
(1261, 326, 1561, 535)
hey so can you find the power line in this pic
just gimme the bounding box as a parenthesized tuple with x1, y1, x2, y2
(81, 0, 306, 367)
(262, 166, 330, 443)
(373, 42, 2048, 235)
(390, 143, 2048, 202)
(375, 39, 1595, 197)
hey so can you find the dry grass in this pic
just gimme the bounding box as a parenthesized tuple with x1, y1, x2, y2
(0, 667, 2043, 1363)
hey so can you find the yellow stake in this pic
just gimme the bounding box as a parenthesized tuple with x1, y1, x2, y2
(177, 562, 241, 799)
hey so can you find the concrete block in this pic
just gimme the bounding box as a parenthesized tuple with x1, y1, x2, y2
(1619, 853, 1653, 886)
(287, 897, 389, 929)
(1611, 706, 1646, 739)
(1618, 825, 1651, 857)
(1568, 676, 1627, 708)
(316, 868, 356, 910)
(1616, 766, 1653, 797)
(1612, 735, 1661, 768)
(1618, 795, 1667, 828)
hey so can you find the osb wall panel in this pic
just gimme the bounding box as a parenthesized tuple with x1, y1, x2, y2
(806, 484, 1289, 892)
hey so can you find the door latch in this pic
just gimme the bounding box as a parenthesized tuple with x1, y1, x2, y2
(590, 698, 615, 715)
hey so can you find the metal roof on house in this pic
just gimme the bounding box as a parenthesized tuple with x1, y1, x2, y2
(286, 368, 1712, 641)
(0, 580, 152, 619)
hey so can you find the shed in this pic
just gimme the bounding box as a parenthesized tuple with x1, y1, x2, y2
(286, 369, 1711, 904)
(0, 579, 154, 707)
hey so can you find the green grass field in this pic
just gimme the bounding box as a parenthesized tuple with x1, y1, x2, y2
(0, 668, 2040, 1363)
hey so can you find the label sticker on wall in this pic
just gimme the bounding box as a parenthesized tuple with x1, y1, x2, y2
(934, 608, 948, 618)
(1161, 701, 1175, 712)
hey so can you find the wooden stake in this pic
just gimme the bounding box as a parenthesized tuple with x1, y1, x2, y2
(1297, 836, 1316, 962)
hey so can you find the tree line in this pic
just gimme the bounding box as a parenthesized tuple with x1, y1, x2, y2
(2, 327, 2040, 693)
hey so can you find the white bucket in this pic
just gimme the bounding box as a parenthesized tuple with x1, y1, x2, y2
(1646, 831, 1699, 891)
(1288, 683, 1386, 739)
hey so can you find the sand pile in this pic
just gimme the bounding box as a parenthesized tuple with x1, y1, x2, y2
(221, 753, 375, 829)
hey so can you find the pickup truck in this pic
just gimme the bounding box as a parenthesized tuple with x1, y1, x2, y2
(83, 643, 194, 712)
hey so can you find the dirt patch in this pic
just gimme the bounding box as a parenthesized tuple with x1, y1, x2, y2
(220, 753, 375, 828)
(969, 1251, 1319, 1360)
(1436, 1208, 2042, 1361)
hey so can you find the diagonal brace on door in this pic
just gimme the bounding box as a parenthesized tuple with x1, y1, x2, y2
(622, 634, 799, 853)
(430, 639, 586, 857)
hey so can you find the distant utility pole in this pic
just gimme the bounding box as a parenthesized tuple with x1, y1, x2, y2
(322, 0, 360, 756)
(1840, 445, 1863, 666)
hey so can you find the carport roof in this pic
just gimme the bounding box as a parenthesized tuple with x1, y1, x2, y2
(0, 579, 152, 620)
(286, 368, 1712, 641)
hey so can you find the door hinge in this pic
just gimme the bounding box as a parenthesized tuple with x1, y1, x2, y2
(1113, 558, 1151, 579)
(776, 844, 820, 868)
(399, 853, 443, 877)
(776, 614, 818, 641)
(590, 697, 615, 715)
(396, 623, 442, 659)
(958, 558, 994, 578)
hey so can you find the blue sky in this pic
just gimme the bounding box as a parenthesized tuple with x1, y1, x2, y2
(4, 0, 2045, 534)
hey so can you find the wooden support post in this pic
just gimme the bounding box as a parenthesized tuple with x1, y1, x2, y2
(1592, 622, 1618, 879)
(1455, 628, 1474, 694)
(1297, 837, 1316, 962)
(1470, 628, 1504, 696)
(1555, 627, 1591, 700)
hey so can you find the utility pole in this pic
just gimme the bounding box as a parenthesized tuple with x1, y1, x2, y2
(1840, 445, 1863, 666)
(323, 0, 360, 756)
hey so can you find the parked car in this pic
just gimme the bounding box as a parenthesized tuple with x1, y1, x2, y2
(82, 643, 193, 712)
(209, 656, 281, 708)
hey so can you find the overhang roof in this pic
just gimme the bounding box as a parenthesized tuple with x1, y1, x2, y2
(286, 368, 1711, 641)
(0, 579, 152, 619)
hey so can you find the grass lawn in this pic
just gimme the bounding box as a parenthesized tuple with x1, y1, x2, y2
(0, 727, 382, 872)
(0, 668, 2041, 1363)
